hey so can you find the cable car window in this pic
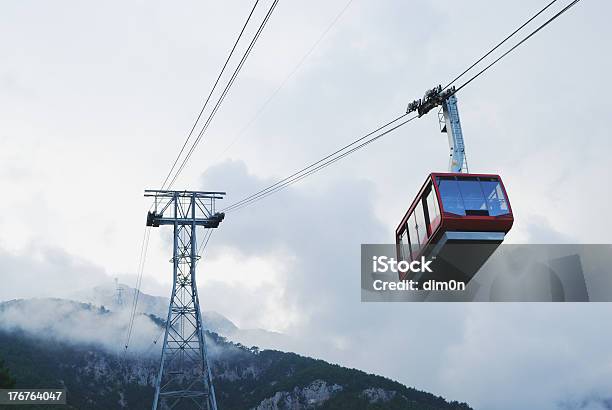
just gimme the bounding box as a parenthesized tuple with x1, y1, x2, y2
(399, 229, 410, 261)
(457, 177, 488, 215)
(425, 188, 440, 228)
(414, 200, 428, 245)
(436, 177, 465, 215)
(407, 214, 419, 257)
(480, 179, 509, 216)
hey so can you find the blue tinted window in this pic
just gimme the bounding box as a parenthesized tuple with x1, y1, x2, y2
(436, 176, 510, 217)
(426, 188, 440, 225)
(437, 177, 465, 215)
(457, 178, 487, 212)
(480, 180, 509, 216)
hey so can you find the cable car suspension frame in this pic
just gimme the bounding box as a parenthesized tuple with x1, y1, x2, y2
(407, 85, 467, 173)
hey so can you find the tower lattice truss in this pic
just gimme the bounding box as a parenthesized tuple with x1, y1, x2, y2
(145, 190, 225, 410)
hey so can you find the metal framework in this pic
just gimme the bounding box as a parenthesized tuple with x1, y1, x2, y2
(146, 190, 225, 410)
(114, 278, 125, 308)
(407, 85, 468, 173)
(439, 95, 467, 173)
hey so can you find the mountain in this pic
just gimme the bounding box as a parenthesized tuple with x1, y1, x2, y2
(0, 298, 472, 410)
(70, 283, 293, 351)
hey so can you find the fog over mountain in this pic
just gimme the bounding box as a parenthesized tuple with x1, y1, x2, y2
(0, 298, 158, 354)
(71, 283, 295, 352)
(0, 297, 473, 409)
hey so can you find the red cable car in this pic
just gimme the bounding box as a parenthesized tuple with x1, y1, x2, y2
(396, 86, 515, 283)
(395, 172, 513, 282)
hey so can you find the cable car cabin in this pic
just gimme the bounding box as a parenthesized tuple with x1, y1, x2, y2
(395, 173, 513, 284)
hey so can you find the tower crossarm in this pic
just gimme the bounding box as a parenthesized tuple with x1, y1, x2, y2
(144, 190, 226, 228)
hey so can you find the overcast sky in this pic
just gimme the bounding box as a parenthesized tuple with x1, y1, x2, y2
(1, 0, 612, 409)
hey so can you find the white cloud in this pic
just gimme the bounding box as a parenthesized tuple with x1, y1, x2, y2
(0, 298, 159, 354)
(0, 245, 109, 301)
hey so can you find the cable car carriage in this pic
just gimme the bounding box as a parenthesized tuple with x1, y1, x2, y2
(396, 86, 513, 284)
(396, 173, 513, 283)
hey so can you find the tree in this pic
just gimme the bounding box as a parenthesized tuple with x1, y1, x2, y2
(0, 359, 16, 388)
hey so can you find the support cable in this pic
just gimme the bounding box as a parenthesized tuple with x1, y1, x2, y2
(197, 229, 214, 260)
(130, 0, 270, 353)
(222, 0, 583, 213)
(160, 0, 261, 191)
(166, 0, 280, 190)
(215, 0, 355, 161)
(223, 114, 416, 212)
(443, 0, 559, 90)
(123, 226, 151, 352)
(451, 0, 582, 95)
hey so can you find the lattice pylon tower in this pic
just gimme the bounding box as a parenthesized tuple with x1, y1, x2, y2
(114, 278, 125, 308)
(145, 190, 225, 410)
